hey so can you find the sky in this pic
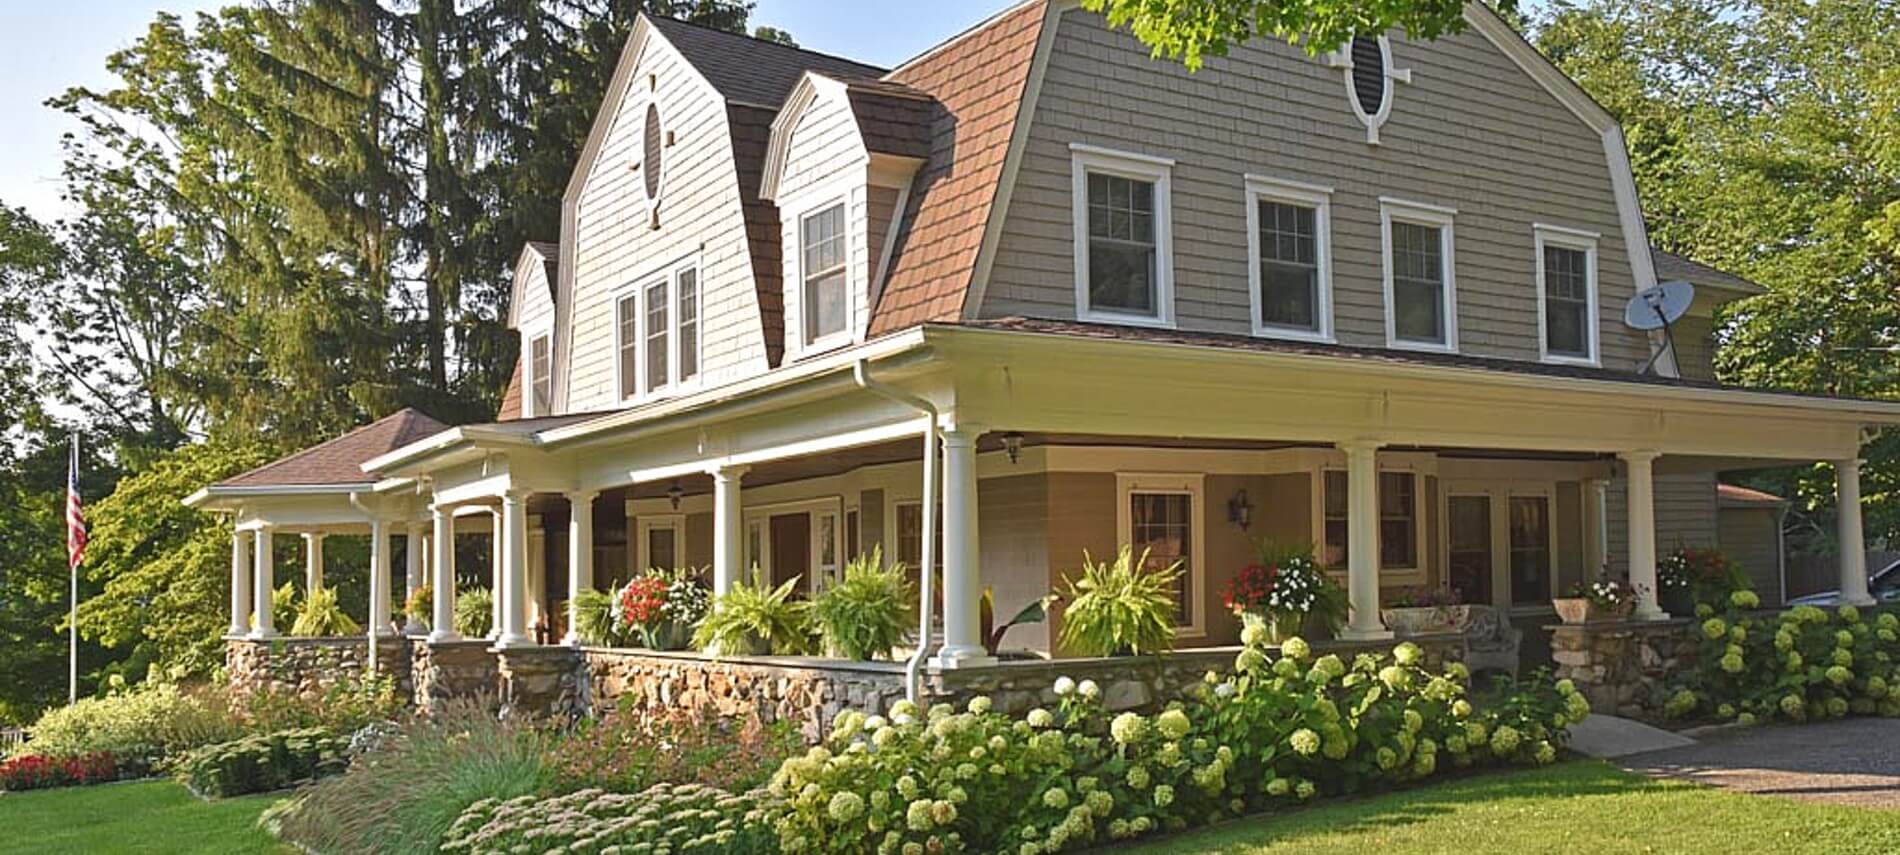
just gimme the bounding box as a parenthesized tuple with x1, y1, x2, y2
(0, 0, 1019, 223)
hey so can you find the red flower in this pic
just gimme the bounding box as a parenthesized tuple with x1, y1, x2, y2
(618, 576, 670, 626)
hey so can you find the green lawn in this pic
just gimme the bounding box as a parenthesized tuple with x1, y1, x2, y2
(1119, 760, 1900, 855)
(0, 779, 286, 855)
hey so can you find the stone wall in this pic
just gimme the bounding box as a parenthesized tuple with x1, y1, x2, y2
(1548, 619, 1697, 718)
(225, 636, 413, 698)
(498, 646, 585, 721)
(411, 640, 502, 713)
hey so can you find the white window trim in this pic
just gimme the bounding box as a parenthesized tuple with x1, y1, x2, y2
(1380, 197, 1459, 353)
(741, 496, 846, 595)
(635, 514, 685, 573)
(1533, 224, 1602, 367)
(1071, 143, 1176, 328)
(1319, 467, 1428, 584)
(1244, 175, 1335, 343)
(521, 323, 554, 418)
(1437, 479, 1560, 613)
(612, 255, 702, 406)
(1115, 472, 1206, 638)
(640, 277, 672, 396)
(792, 194, 855, 355)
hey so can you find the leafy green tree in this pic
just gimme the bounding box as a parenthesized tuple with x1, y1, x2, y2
(1080, 0, 1516, 69)
(1534, 0, 1900, 551)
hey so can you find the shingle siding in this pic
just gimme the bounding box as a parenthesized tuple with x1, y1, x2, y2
(980, 9, 1655, 373)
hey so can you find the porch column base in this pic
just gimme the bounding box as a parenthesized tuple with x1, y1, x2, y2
(929, 646, 997, 670)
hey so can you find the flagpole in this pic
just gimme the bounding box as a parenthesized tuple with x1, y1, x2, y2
(69, 433, 79, 706)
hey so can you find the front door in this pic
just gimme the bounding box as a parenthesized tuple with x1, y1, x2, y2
(1447, 495, 1493, 605)
(1443, 483, 1558, 609)
(769, 513, 811, 592)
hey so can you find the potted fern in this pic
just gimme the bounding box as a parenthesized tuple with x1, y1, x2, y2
(454, 587, 493, 638)
(811, 548, 915, 661)
(693, 575, 815, 656)
(1057, 546, 1180, 657)
(290, 586, 361, 637)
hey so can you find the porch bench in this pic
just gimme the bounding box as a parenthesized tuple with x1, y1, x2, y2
(1462, 605, 1522, 678)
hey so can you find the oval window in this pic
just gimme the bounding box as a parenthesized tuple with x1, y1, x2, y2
(1350, 36, 1386, 117)
(643, 103, 663, 202)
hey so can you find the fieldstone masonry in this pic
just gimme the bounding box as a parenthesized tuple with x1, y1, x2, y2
(1548, 618, 1698, 718)
(498, 646, 585, 721)
(225, 636, 413, 699)
(581, 649, 910, 742)
(410, 640, 502, 712)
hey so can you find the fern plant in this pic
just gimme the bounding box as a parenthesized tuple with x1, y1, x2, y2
(569, 588, 619, 646)
(811, 547, 915, 661)
(693, 577, 815, 656)
(290, 585, 362, 637)
(251, 581, 299, 634)
(455, 587, 494, 638)
(404, 584, 432, 631)
(1058, 545, 1180, 656)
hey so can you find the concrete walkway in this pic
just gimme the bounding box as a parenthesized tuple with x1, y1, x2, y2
(1619, 717, 1900, 808)
(1566, 713, 1696, 758)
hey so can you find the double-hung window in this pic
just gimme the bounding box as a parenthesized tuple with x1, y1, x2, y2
(1535, 225, 1599, 365)
(615, 294, 639, 401)
(1246, 176, 1333, 340)
(528, 333, 551, 416)
(676, 267, 699, 382)
(1381, 199, 1457, 351)
(801, 202, 848, 345)
(616, 262, 701, 404)
(1116, 474, 1203, 634)
(1072, 144, 1174, 326)
(644, 279, 669, 393)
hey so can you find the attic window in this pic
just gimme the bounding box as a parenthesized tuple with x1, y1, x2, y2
(1332, 35, 1411, 145)
(643, 103, 664, 204)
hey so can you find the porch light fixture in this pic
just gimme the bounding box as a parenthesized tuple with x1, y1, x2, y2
(667, 481, 683, 510)
(1227, 489, 1254, 530)
(1001, 432, 1025, 464)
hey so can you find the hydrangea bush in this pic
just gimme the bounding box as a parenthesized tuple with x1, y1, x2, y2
(1663, 594, 1900, 725)
(760, 626, 1582, 854)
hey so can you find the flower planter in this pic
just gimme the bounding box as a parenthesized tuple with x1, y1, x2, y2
(1380, 605, 1471, 636)
(1552, 598, 1630, 625)
(639, 621, 695, 652)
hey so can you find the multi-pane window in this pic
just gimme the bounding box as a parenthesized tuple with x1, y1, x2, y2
(616, 294, 639, 400)
(1129, 492, 1193, 626)
(1086, 172, 1159, 316)
(1322, 470, 1418, 570)
(529, 334, 551, 416)
(1540, 240, 1594, 361)
(1390, 220, 1448, 344)
(647, 526, 676, 572)
(676, 268, 699, 381)
(895, 502, 923, 568)
(1509, 496, 1551, 605)
(801, 203, 848, 344)
(644, 281, 669, 392)
(1257, 200, 1321, 332)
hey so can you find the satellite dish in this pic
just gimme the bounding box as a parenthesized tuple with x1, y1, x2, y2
(1624, 280, 1695, 375)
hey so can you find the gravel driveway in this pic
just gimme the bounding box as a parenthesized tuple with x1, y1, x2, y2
(1621, 717, 1900, 808)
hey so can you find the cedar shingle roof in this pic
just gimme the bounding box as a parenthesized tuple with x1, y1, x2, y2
(1652, 248, 1765, 296)
(869, 1, 1046, 334)
(838, 77, 935, 159)
(218, 409, 449, 488)
(496, 360, 524, 422)
(729, 103, 787, 367)
(646, 16, 885, 108)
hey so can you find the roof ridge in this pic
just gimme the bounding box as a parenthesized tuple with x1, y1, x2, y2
(217, 408, 447, 487)
(884, 0, 1043, 78)
(643, 13, 887, 74)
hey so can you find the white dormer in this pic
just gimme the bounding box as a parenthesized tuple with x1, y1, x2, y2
(762, 71, 931, 360)
(508, 242, 559, 417)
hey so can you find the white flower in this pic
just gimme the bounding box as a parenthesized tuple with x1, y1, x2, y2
(1078, 679, 1101, 700)
(1214, 682, 1236, 699)
(1053, 676, 1076, 697)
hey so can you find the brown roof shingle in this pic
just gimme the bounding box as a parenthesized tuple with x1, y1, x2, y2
(1652, 248, 1765, 296)
(647, 16, 885, 108)
(869, 1, 1046, 335)
(218, 408, 449, 488)
(496, 359, 524, 422)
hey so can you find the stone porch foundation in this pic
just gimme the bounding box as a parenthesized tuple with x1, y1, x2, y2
(224, 635, 414, 700)
(1548, 618, 1697, 718)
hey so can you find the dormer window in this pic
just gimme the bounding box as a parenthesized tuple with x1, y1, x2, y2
(801, 202, 849, 345)
(528, 333, 551, 417)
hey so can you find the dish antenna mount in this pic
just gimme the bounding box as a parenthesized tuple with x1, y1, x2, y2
(1624, 280, 1695, 376)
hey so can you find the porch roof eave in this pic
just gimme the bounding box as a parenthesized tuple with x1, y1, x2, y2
(183, 482, 377, 512)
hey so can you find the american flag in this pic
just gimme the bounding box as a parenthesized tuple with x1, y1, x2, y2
(67, 435, 86, 570)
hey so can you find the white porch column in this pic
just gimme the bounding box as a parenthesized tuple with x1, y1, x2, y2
(1836, 458, 1874, 607)
(250, 526, 277, 639)
(429, 505, 459, 643)
(489, 508, 504, 639)
(229, 528, 252, 636)
(564, 491, 597, 645)
(404, 521, 427, 634)
(368, 518, 392, 639)
(496, 490, 532, 647)
(303, 532, 324, 593)
(712, 466, 749, 597)
(932, 426, 993, 668)
(1339, 440, 1393, 641)
(1621, 450, 1666, 620)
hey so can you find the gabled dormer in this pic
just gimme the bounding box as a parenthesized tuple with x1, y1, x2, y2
(502, 241, 559, 420)
(760, 72, 932, 360)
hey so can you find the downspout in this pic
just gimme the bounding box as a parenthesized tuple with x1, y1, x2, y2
(347, 492, 379, 675)
(853, 359, 937, 707)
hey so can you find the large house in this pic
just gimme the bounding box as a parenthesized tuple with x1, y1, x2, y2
(190, 1, 1898, 671)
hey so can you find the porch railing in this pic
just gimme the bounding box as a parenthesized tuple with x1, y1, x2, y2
(0, 727, 26, 752)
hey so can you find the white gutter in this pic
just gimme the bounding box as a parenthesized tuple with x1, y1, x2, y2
(854, 359, 938, 707)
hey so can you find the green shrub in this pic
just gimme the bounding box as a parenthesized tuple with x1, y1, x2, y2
(174, 727, 349, 798)
(291, 586, 362, 637)
(763, 630, 1581, 853)
(441, 784, 778, 854)
(404, 584, 433, 630)
(18, 683, 239, 771)
(266, 700, 555, 855)
(226, 672, 407, 736)
(1663, 598, 1900, 724)
(811, 548, 915, 661)
(693, 577, 815, 655)
(455, 587, 493, 638)
(1058, 546, 1180, 656)
(569, 588, 620, 646)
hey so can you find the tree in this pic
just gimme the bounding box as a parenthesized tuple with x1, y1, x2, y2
(1079, 0, 1515, 69)
(1534, 0, 1900, 552)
